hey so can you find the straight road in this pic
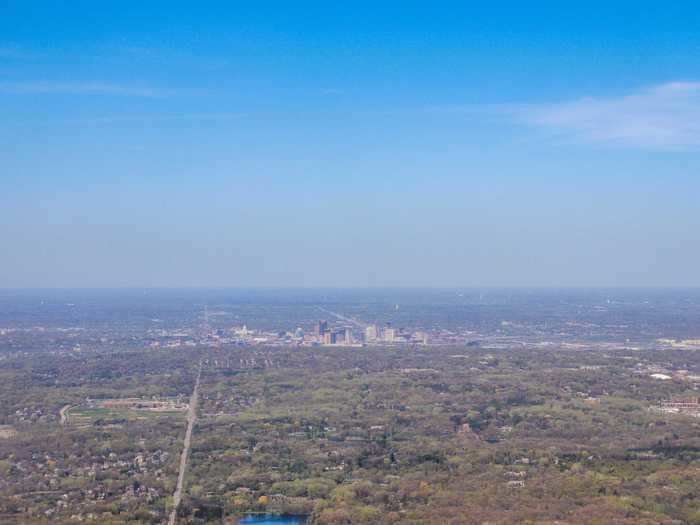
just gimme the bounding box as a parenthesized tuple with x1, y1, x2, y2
(317, 306, 368, 329)
(168, 361, 202, 525)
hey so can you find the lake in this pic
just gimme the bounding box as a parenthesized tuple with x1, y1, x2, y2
(238, 515, 308, 525)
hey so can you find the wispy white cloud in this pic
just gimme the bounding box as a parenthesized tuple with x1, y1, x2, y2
(72, 113, 242, 124)
(319, 88, 344, 96)
(0, 44, 32, 59)
(513, 82, 700, 150)
(0, 81, 173, 97)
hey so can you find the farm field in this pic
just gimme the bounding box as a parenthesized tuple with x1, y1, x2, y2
(64, 399, 188, 428)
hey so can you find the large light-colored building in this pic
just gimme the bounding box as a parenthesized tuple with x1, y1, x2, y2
(384, 327, 396, 343)
(365, 325, 378, 342)
(414, 331, 429, 345)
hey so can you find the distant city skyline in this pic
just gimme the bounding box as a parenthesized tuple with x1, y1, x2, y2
(2, 2, 700, 288)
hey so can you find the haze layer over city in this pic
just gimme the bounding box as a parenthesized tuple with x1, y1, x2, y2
(3, 2, 700, 289)
(2, 2, 700, 525)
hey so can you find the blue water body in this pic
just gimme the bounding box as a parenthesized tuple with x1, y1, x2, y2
(238, 515, 307, 525)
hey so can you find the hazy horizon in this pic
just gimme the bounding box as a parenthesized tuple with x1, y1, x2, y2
(3, 2, 699, 288)
(3, 285, 700, 291)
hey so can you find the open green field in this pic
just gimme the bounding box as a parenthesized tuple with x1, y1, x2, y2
(66, 406, 186, 427)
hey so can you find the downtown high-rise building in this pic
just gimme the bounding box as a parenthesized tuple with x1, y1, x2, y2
(384, 327, 396, 343)
(315, 320, 328, 336)
(365, 325, 378, 342)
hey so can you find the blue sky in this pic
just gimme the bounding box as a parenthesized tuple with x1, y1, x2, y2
(1, 1, 699, 287)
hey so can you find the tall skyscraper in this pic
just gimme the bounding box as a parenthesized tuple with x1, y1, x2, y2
(384, 327, 396, 343)
(315, 320, 328, 337)
(365, 325, 378, 342)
